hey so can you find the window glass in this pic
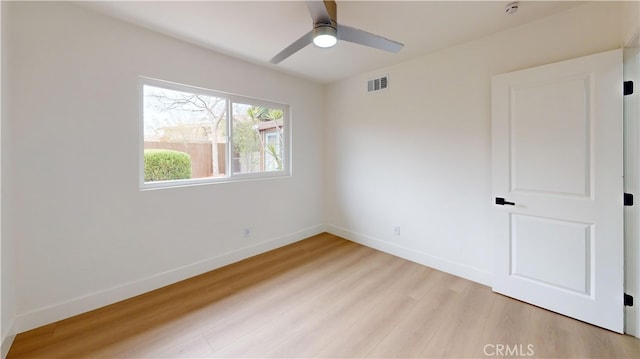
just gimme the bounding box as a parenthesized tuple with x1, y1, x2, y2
(232, 103, 284, 174)
(142, 80, 288, 188)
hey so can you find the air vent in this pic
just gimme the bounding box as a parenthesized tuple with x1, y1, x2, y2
(367, 75, 389, 93)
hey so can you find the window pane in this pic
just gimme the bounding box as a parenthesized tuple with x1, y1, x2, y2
(141, 79, 289, 189)
(232, 103, 284, 174)
(143, 85, 228, 182)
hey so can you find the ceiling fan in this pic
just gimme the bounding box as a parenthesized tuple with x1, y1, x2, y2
(270, 0, 404, 64)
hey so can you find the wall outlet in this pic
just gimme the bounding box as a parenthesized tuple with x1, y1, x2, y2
(243, 228, 251, 238)
(393, 226, 401, 236)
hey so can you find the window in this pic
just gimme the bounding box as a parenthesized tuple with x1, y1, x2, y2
(141, 79, 289, 188)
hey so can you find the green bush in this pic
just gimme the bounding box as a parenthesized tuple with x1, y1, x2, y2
(144, 149, 192, 182)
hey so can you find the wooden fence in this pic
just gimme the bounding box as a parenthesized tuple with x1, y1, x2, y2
(144, 141, 226, 178)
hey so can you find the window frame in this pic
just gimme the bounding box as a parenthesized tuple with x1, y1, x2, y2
(139, 77, 291, 190)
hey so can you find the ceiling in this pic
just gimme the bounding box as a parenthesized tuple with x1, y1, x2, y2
(78, 1, 583, 84)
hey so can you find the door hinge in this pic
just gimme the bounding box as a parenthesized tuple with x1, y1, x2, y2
(624, 193, 634, 206)
(625, 293, 634, 307)
(624, 81, 634, 96)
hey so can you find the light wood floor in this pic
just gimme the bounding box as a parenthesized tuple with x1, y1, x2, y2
(8, 233, 640, 358)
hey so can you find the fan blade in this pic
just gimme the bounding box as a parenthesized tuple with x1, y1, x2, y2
(306, 0, 334, 24)
(337, 24, 404, 53)
(270, 30, 314, 64)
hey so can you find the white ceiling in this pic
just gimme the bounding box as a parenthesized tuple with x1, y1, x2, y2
(78, 1, 583, 84)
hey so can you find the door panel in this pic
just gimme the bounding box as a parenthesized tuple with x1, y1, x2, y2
(510, 75, 592, 197)
(511, 214, 592, 295)
(492, 49, 623, 333)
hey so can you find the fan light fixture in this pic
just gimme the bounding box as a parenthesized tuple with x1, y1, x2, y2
(269, 1, 404, 64)
(312, 25, 337, 48)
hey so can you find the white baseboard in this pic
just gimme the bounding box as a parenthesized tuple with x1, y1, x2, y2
(15, 225, 325, 334)
(326, 224, 491, 286)
(1, 319, 16, 359)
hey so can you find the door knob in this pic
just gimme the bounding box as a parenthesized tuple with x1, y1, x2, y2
(495, 197, 515, 206)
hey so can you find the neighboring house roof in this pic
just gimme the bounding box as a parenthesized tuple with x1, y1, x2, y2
(257, 120, 282, 131)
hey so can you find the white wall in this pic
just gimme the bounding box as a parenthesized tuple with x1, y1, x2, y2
(3, 1, 324, 334)
(623, 0, 640, 46)
(0, 1, 17, 355)
(325, 2, 626, 285)
(0, 2, 10, 357)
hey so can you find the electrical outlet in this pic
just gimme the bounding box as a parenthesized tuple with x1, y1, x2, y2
(393, 226, 401, 236)
(243, 228, 251, 238)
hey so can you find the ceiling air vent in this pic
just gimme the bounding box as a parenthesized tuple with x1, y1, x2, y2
(367, 75, 388, 93)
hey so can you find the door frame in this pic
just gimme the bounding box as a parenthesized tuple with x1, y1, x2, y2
(624, 31, 640, 338)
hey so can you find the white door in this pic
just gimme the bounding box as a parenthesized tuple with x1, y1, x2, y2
(492, 49, 624, 333)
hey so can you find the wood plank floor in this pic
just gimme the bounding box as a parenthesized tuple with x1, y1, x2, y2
(8, 233, 640, 358)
